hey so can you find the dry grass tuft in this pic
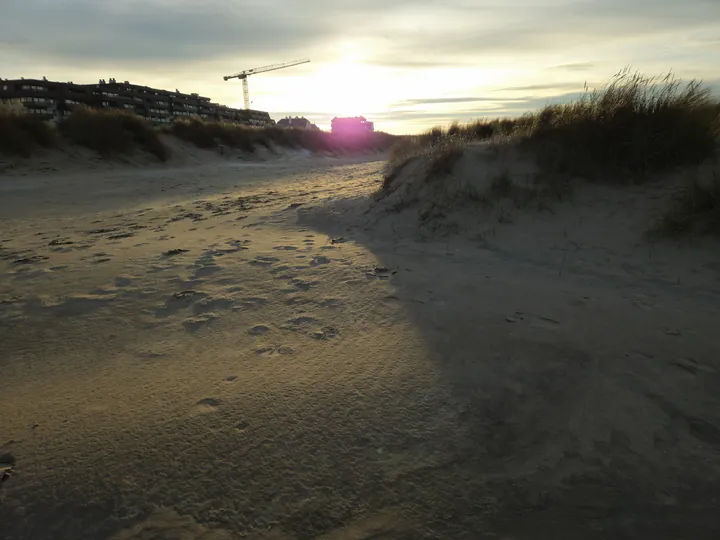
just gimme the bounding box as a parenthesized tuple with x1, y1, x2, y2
(517, 68, 719, 179)
(427, 141, 464, 179)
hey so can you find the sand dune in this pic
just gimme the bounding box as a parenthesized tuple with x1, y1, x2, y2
(2, 149, 720, 539)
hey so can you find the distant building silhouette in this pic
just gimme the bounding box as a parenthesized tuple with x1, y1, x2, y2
(0, 77, 274, 126)
(331, 116, 374, 134)
(277, 116, 319, 130)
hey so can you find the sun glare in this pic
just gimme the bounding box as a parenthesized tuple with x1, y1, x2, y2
(298, 61, 393, 117)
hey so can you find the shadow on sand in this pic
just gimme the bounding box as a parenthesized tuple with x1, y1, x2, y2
(294, 193, 720, 539)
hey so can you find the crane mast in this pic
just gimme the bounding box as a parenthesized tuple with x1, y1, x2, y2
(223, 59, 310, 110)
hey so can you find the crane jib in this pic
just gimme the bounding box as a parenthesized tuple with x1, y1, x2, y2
(222, 59, 310, 110)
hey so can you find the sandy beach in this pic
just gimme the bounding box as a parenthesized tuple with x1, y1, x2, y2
(2, 150, 720, 539)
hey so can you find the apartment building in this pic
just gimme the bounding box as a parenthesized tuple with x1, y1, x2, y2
(277, 116, 319, 130)
(0, 77, 274, 127)
(331, 116, 375, 134)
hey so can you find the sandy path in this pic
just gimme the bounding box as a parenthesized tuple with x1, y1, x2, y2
(2, 155, 720, 539)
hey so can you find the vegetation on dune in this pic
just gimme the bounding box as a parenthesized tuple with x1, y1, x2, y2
(517, 69, 719, 179)
(0, 108, 396, 161)
(163, 118, 257, 153)
(381, 68, 720, 238)
(387, 68, 720, 183)
(59, 107, 170, 161)
(0, 108, 57, 157)
(165, 119, 396, 155)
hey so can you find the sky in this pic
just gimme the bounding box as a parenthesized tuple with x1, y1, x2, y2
(1, 0, 719, 134)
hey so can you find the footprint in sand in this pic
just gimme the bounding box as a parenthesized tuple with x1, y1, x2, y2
(182, 313, 220, 332)
(192, 296, 234, 315)
(383, 295, 402, 305)
(13, 255, 49, 265)
(46, 294, 115, 317)
(157, 290, 208, 315)
(273, 246, 298, 251)
(310, 256, 330, 266)
(48, 238, 75, 247)
(224, 375, 238, 383)
(248, 256, 280, 267)
(114, 276, 135, 287)
(320, 298, 344, 308)
(232, 297, 269, 311)
(311, 326, 340, 340)
(192, 398, 221, 415)
(366, 266, 394, 279)
(163, 248, 190, 257)
(248, 324, 271, 336)
(223, 241, 249, 253)
(191, 262, 222, 278)
(256, 346, 295, 356)
(234, 421, 250, 432)
(269, 265, 292, 275)
(291, 278, 319, 291)
(284, 295, 314, 306)
(108, 232, 135, 240)
(505, 311, 561, 330)
(281, 316, 319, 332)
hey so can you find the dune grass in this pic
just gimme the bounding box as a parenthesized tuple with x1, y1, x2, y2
(163, 118, 257, 153)
(165, 119, 397, 155)
(0, 108, 396, 162)
(59, 107, 170, 161)
(387, 68, 720, 184)
(517, 69, 719, 179)
(0, 108, 58, 157)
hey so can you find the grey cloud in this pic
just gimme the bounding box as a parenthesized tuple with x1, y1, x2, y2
(369, 91, 591, 126)
(552, 63, 597, 72)
(0, 0, 436, 66)
(497, 83, 589, 93)
(0, 2, 327, 64)
(395, 96, 530, 106)
(368, 0, 720, 67)
(2, 0, 718, 71)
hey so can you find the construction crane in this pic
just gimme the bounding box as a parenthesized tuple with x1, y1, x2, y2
(223, 59, 310, 110)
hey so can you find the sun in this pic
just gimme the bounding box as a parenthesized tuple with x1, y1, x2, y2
(299, 61, 392, 116)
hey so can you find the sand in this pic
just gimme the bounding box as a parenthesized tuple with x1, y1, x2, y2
(1, 147, 720, 539)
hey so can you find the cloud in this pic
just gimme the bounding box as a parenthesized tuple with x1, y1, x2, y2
(552, 63, 597, 72)
(0, 1, 330, 66)
(3, 0, 718, 71)
(497, 83, 589, 93)
(394, 96, 530, 106)
(368, 91, 592, 127)
(367, 0, 720, 68)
